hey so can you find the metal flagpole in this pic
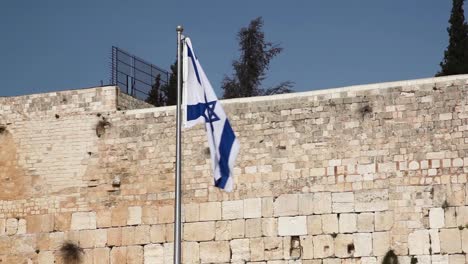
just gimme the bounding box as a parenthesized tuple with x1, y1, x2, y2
(174, 25, 184, 264)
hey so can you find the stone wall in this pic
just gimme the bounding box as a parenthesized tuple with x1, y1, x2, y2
(1, 75, 468, 263)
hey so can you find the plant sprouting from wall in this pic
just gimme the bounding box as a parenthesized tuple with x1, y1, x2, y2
(60, 241, 83, 264)
(382, 250, 399, 264)
(96, 118, 111, 138)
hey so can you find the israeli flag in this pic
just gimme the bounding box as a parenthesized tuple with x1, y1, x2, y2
(183, 37, 240, 192)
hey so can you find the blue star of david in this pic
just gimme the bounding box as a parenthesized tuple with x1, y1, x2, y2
(203, 100, 220, 123)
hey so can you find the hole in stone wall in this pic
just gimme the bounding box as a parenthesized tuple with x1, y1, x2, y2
(276, 145, 286, 150)
(358, 104, 373, 118)
(347, 243, 355, 254)
(0, 126, 5, 134)
(289, 236, 302, 259)
(382, 250, 399, 264)
(204, 147, 211, 157)
(55, 114, 60, 119)
(410, 256, 418, 264)
(60, 241, 83, 264)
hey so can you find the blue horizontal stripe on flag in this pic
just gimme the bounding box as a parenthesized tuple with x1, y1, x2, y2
(215, 120, 236, 189)
(187, 103, 206, 121)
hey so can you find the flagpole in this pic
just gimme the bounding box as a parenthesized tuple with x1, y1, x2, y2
(174, 25, 183, 264)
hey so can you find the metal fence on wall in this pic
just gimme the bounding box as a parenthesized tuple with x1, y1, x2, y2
(110, 46, 169, 102)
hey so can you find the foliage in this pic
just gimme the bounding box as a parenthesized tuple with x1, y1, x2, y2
(60, 241, 83, 264)
(437, 0, 468, 76)
(222, 17, 293, 99)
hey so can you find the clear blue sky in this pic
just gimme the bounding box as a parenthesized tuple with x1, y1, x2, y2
(0, 0, 462, 97)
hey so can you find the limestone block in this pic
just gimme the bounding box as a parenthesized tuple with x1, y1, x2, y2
(264, 237, 283, 260)
(429, 229, 441, 254)
(199, 241, 230, 263)
(246, 218, 262, 238)
(244, 198, 262, 218)
(158, 205, 174, 224)
(71, 212, 96, 230)
(199, 202, 221, 221)
(353, 233, 372, 257)
(183, 242, 199, 264)
(429, 208, 445, 229)
(110, 247, 127, 264)
(372, 232, 389, 256)
(323, 259, 341, 264)
(54, 213, 72, 232)
(301, 236, 314, 259)
(374, 211, 393, 231)
(448, 254, 465, 264)
(278, 216, 307, 236)
(222, 200, 244, 219)
(122, 226, 136, 245)
(321, 214, 338, 234)
(144, 244, 164, 264)
(26, 214, 55, 233)
(6, 218, 18, 235)
(107, 227, 122, 246)
(17, 219, 26, 235)
(93, 247, 110, 264)
(183, 222, 215, 241)
(80, 229, 107, 248)
(314, 192, 332, 214)
(332, 192, 354, 203)
(298, 193, 314, 215)
(339, 213, 357, 233)
(355, 189, 388, 212)
(262, 197, 274, 217)
(164, 243, 174, 264)
(307, 215, 322, 235)
(127, 245, 143, 264)
(313, 235, 334, 258)
(408, 229, 430, 255)
(273, 194, 299, 216)
(440, 228, 462, 254)
(142, 206, 159, 225)
(250, 238, 265, 261)
(49, 232, 65, 251)
(127, 206, 142, 225)
(0, 219, 5, 236)
(262, 218, 278, 237)
(150, 224, 166, 243)
(360, 257, 378, 264)
(38, 251, 55, 264)
(215, 221, 231, 240)
(231, 219, 245, 238)
(357, 213, 374, 232)
(334, 234, 353, 258)
(97, 210, 112, 228)
(11, 234, 35, 254)
(332, 202, 354, 213)
(134, 225, 151, 245)
(111, 206, 128, 227)
(230, 238, 251, 262)
(184, 203, 199, 222)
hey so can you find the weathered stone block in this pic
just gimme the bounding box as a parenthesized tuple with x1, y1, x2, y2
(183, 222, 215, 241)
(353, 233, 372, 257)
(334, 234, 353, 258)
(278, 216, 307, 236)
(250, 237, 265, 261)
(244, 198, 262, 218)
(107, 227, 122, 246)
(93, 247, 110, 264)
(372, 232, 389, 256)
(182, 242, 199, 264)
(158, 205, 174, 224)
(230, 238, 250, 262)
(222, 200, 244, 219)
(245, 218, 262, 238)
(301, 236, 314, 259)
(355, 189, 388, 212)
(299, 193, 314, 215)
(321, 214, 338, 234)
(307, 215, 322, 235)
(440, 228, 461, 254)
(111, 206, 128, 227)
(144, 244, 164, 264)
(357, 213, 374, 232)
(184, 203, 199, 222)
(264, 237, 283, 260)
(374, 211, 393, 231)
(199, 241, 230, 263)
(142, 206, 158, 225)
(339, 213, 357, 233)
(429, 207, 445, 229)
(127, 206, 142, 225)
(262, 218, 278, 237)
(314, 192, 332, 214)
(273, 194, 299, 216)
(408, 229, 430, 255)
(71, 212, 96, 230)
(199, 202, 221, 221)
(127, 245, 143, 264)
(313, 235, 334, 258)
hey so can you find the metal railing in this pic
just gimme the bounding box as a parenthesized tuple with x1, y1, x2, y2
(110, 46, 169, 102)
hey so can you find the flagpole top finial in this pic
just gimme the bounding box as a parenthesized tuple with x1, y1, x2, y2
(176, 25, 184, 32)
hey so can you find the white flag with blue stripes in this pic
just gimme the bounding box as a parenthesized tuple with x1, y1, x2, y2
(183, 37, 240, 192)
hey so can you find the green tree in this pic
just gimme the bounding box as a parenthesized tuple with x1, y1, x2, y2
(437, 0, 468, 76)
(146, 74, 165, 106)
(163, 61, 178, 106)
(222, 17, 293, 99)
